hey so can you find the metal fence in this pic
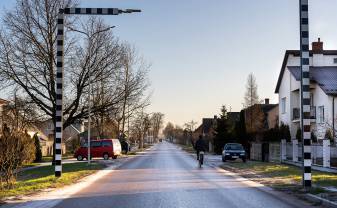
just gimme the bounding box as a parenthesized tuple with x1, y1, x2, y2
(286, 142, 293, 161)
(312, 143, 323, 166)
(331, 144, 337, 168)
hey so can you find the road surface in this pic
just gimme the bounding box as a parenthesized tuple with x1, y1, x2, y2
(54, 142, 310, 208)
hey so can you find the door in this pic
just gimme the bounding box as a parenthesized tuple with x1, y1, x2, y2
(91, 141, 102, 157)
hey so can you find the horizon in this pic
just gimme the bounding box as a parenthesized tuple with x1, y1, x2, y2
(1, 0, 337, 127)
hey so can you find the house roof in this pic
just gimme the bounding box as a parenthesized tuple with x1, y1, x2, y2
(201, 118, 214, 134)
(288, 66, 337, 95)
(274, 50, 337, 93)
(245, 104, 278, 114)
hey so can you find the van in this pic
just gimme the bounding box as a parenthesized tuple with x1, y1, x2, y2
(74, 139, 122, 161)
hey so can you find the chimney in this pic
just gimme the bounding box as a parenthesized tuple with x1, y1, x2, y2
(312, 38, 323, 54)
(265, 98, 270, 105)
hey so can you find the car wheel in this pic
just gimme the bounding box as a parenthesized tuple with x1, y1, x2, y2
(103, 153, 109, 160)
(77, 155, 83, 161)
(222, 157, 226, 162)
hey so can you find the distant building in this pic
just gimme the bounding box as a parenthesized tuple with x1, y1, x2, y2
(243, 99, 278, 142)
(194, 112, 240, 152)
(275, 39, 337, 141)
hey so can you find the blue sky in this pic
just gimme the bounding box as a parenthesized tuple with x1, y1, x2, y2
(1, 0, 337, 126)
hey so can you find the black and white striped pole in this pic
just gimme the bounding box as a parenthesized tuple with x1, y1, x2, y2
(55, 7, 141, 177)
(299, 0, 311, 188)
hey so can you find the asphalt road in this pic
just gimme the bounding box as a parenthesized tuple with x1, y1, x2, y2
(54, 142, 311, 208)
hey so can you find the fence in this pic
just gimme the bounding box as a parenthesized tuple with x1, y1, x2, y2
(250, 142, 280, 162)
(283, 140, 330, 167)
(250, 139, 336, 168)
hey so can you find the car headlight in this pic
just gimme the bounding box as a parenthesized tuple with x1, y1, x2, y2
(240, 153, 245, 155)
(225, 153, 230, 155)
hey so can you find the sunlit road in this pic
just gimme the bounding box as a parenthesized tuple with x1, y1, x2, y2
(54, 142, 310, 208)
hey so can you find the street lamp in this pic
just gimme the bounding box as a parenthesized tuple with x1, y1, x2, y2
(68, 25, 115, 165)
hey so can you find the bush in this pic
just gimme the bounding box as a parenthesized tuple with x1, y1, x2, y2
(280, 123, 291, 142)
(0, 125, 35, 189)
(325, 128, 334, 142)
(263, 127, 281, 142)
(33, 133, 42, 162)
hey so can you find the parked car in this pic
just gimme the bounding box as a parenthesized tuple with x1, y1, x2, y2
(74, 139, 122, 161)
(222, 143, 246, 162)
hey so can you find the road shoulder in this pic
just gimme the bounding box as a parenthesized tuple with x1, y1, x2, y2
(0, 150, 148, 208)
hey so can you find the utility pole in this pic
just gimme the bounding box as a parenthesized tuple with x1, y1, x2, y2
(55, 7, 141, 177)
(299, 0, 312, 188)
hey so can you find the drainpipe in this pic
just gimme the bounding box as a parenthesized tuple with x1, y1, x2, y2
(333, 97, 335, 143)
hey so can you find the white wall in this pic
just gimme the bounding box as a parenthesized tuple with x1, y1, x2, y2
(277, 53, 337, 140)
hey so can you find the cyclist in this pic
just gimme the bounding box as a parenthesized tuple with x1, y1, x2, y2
(195, 135, 207, 160)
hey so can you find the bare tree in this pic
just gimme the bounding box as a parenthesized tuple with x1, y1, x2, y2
(150, 112, 164, 142)
(0, 93, 36, 188)
(130, 110, 150, 149)
(243, 73, 260, 108)
(163, 122, 175, 142)
(243, 73, 262, 135)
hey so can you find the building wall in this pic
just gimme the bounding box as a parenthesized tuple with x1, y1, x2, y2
(278, 53, 337, 141)
(267, 106, 279, 129)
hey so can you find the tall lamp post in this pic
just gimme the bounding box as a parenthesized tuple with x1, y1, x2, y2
(68, 25, 115, 165)
(55, 7, 141, 177)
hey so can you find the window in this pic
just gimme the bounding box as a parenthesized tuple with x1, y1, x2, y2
(318, 106, 324, 123)
(91, 141, 102, 148)
(102, 141, 112, 147)
(334, 58, 337, 64)
(281, 97, 286, 114)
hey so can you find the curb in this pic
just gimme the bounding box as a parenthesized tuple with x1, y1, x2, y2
(306, 194, 337, 208)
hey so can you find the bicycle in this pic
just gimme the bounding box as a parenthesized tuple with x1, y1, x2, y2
(199, 151, 204, 168)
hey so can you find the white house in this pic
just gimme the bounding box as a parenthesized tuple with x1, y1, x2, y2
(275, 39, 337, 141)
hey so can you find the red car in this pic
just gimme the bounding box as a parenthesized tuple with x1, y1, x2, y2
(74, 139, 122, 161)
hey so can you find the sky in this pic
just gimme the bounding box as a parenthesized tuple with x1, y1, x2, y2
(1, 0, 337, 127)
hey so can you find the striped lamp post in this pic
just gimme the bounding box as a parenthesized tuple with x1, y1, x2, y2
(55, 7, 141, 177)
(299, 0, 311, 188)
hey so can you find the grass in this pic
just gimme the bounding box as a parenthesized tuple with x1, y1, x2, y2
(23, 155, 75, 168)
(221, 161, 337, 194)
(1, 162, 105, 200)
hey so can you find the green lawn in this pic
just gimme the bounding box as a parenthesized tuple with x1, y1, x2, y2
(221, 161, 337, 193)
(1, 162, 105, 200)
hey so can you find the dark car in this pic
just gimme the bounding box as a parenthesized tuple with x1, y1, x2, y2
(222, 143, 246, 162)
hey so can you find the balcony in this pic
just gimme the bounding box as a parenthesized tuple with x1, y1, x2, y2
(292, 106, 316, 121)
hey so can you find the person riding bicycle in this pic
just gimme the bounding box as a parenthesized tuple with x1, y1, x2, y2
(195, 135, 207, 160)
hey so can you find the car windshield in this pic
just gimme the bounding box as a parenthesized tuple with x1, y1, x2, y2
(225, 144, 243, 150)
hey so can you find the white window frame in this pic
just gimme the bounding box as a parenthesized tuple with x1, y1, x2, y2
(281, 97, 286, 114)
(318, 106, 324, 123)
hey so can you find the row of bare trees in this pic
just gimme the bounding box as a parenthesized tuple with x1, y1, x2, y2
(128, 111, 164, 148)
(163, 120, 197, 145)
(0, 0, 155, 140)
